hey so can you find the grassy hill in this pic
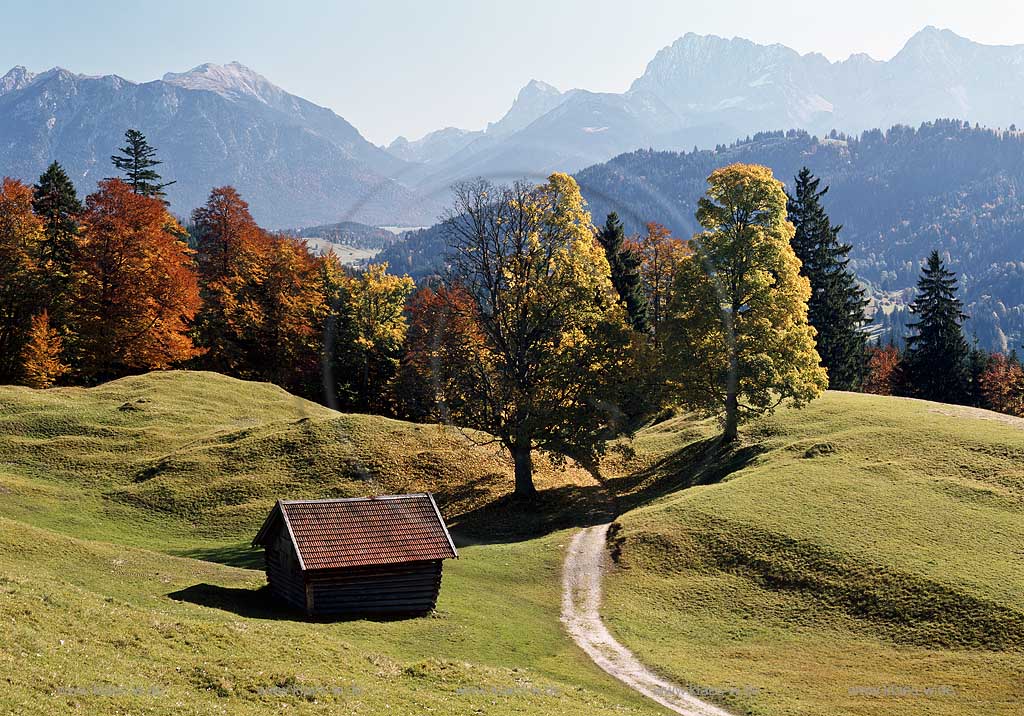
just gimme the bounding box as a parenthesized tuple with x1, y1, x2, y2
(601, 393, 1024, 715)
(0, 370, 599, 557)
(0, 371, 657, 716)
(1, 371, 1021, 715)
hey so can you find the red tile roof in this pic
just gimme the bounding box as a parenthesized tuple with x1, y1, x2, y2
(253, 494, 458, 571)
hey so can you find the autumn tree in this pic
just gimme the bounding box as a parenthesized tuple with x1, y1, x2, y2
(254, 234, 325, 395)
(901, 251, 970, 403)
(596, 213, 648, 332)
(110, 129, 175, 200)
(71, 179, 200, 380)
(192, 187, 332, 397)
(862, 343, 902, 396)
(665, 164, 827, 442)
(327, 262, 414, 412)
(978, 353, 1024, 416)
(786, 167, 868, 390)
(634, 222, 689, 346)
(192, 186, 271, 376)
(443, 173, 634, 496)
(394, 283, 487, 421)
(0, 178, 47, 383)
(20, 311, 69, 388)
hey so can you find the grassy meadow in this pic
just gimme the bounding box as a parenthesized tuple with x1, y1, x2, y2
(0, 371, 654, 716)
(601, 393, 1024, 715)
(0, 371, 1021, 714)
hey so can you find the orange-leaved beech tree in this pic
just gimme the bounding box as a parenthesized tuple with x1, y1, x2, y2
(632, 222, 690, 345)
(192, 186, 272, 376)
(257, 233, 325, 394)
(72, 179, 201, 380)
(192, 186, 325, 395)
(437, 173, 636, 496)
(394, 283, 488, 422)
(0, 178, 48, 383)
(979, 352, 1024, 417)
(862, 344, 902, 396)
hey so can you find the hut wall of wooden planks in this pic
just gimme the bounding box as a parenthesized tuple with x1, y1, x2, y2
(252, 493, 458, 617)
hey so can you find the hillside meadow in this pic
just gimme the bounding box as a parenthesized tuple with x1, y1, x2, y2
(602, 393, 1024, 715)
(0, 371, 655, 716)
(0, 371, 1021, 714)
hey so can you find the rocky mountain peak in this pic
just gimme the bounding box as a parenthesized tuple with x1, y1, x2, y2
(0, 66, 35, 95)
(162, 61, 281, 103)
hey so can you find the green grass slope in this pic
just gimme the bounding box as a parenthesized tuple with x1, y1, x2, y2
(0, 370, 597, 555)
(4, 371, 1022, 715)
(602, 392, 1024, 716)
(0, 371, 657, 716)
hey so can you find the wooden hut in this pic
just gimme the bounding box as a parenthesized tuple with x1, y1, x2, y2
(252, 493, 458, 617)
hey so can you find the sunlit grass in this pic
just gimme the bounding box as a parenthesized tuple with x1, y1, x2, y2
(602, 392, 1024, 715)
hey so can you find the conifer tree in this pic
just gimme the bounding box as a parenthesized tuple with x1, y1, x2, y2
(596, 212, 648, 332)
(109, 129, 175, 200)
(786, 167, 868, 390)
(902, 251, 970, 403)
(967, 339, 990, 408)
(32, 161, 82, 320)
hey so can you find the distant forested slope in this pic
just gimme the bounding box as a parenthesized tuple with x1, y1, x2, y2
(381, 121, 1024, 350)
(576, 121, 1024, 350)
(290, 221, 398, 249)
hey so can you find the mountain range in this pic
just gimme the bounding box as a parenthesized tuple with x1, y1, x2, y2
(0, 62, 426, 227)
(1, 27, 1023, 228)
(388, 26, 1024, 201)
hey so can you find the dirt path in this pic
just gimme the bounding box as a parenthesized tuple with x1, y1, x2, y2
(561, 523, 733, 716)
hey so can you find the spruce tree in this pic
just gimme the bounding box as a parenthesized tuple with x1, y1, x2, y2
(32, 162, 82, 318)
(786, 167, 869, 390)
(596, 212, 649, 332)
(967, 339, 990, 408)
(109, 129, 175, 200)
(902, 251, 970, 403)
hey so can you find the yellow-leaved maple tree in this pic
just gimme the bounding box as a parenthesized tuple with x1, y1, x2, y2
(665, 163, 827, 441)
(440, 172, 635, 495)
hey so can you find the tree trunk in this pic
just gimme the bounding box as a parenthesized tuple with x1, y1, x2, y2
(512, 441, 537, 498)
(723, 390, 739, 443)
(724, 340, 740, 443)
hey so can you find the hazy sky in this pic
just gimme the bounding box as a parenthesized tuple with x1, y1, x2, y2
(3, 0, 1023, 144)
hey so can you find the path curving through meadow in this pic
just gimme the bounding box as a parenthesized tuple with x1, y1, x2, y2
(561, 523, 734, 716)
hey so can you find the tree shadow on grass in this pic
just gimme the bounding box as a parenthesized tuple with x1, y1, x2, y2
(606, 435, 764, 513)
(447, 436, 763, 545)
(448, 482, 614, 546)
(173, 544, 265, 569)
(168, 583, 427, 622)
